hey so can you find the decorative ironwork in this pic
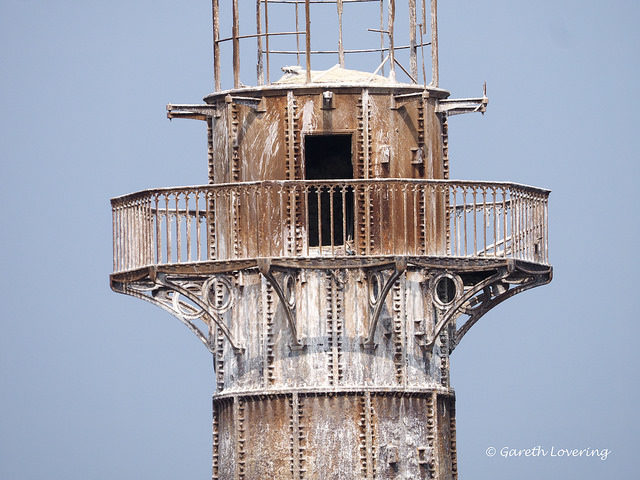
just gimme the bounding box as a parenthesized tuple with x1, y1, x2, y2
(111, 273, 244, 352)
(112, 179, 549, 273)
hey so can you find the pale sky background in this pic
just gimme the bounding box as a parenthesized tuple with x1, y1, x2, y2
(1, 1, 639, 479)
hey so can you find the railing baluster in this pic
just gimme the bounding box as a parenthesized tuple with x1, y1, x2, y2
(503, 188, 508, 258)
(140, 199, 146, 266)
(390, 184, 396, 256)
(176, 193, 181, 263)
(450, 186, 457, 256)
(304, 185, 309, 257)
(118, 203, 123, 271)
(492, 188, 497, 257)
(329, 185, 335, 256)
(545, 197, 549, 263)
(112, 205, 117, 271)
(482, 187, 487, 256)
(317, 186, 323, 255)
(125, 201, 130, 270)
(422, 184, 428, 255)
(266, 186, 273, 257)
(402, 183, 408, 254)
(279, 186, 286, 257)
(524, 191, 528, 259)
(206, 190, 212, 260)
(246, 186, 252, 259)
(195, 191, 201, 261)
(525, 192, 530, 260)
(341, 184, 347, 250)
(472, 187, 477, 256)
(462, 187, 467, 256)
(513, 190, 522, 258)
(164, 194, 171, 263)
(185, 193, 191, 261)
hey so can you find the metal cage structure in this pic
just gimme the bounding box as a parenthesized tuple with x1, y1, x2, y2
(212, 0, 439, 90)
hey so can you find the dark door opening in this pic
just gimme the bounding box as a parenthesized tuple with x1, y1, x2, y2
(305, 134, 354, 248)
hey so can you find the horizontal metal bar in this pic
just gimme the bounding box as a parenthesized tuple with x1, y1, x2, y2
(262, 0, 378, 4)
(217, 31, 305, 44)
(263, 42, 431, 55)
(112, 179, 550, 203)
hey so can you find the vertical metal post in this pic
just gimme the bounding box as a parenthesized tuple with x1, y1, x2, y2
(337, 0, 345, 67)
(265, 0, 271, 83)
(305, 0, 311, 83)
(430, 0, 439, 87)
(409, 0, 418, 82)
(256, 0, 264, 85)
(379, 0, 385, 75)
(112, 205, 117, 271)
(212, 0, 220, 91)
(232, 0, 240, 89)
(295, 3, 301, 65)
(388, 0, 396, 81)
(421, 0, 427, 85)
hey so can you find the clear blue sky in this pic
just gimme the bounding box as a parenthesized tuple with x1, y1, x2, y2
(1, 1, 639, 479)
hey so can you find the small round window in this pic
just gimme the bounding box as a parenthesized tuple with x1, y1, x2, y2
(283, 273, 296, 308)
(206, 277, 233, 313)
(369, 272, 383, 305)
(434, 275, 457, 306)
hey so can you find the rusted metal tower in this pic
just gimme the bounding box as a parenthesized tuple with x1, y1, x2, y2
(110, 1, 552, 479)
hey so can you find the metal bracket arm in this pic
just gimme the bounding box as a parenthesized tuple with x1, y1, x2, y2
(362, 258, 407, 347)
(452, 272, 551, 352)
(154, 273, 245, 352)
(423, 267, 510, 350)
(257, 259, 304, 349)
(436, 85, 489, 116)
(112, 281, 217, 355)
(166, 104, 218, 120)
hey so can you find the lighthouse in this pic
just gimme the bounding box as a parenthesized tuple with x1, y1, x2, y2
(110, 1, 552, 478)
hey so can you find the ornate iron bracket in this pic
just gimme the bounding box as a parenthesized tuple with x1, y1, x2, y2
(257, 258, 304, 350)
(112, 280, 218, 354)
(423, 266, 511, 350)
(362, 258, 407, 348)
(153, 273, 244, 352)
(451, 272, 551, 352)
(111, 271, 245, 353)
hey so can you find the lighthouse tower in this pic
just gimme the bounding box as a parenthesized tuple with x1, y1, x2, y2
(110, 1, 552, 479)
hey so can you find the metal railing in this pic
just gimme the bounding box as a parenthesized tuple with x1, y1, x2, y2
(111, 179, 549, 272)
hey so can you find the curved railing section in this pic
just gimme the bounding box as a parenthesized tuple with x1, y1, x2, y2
(111, 179, 549, 273)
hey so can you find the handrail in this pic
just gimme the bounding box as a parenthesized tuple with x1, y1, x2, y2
(111, 179, 550, 203)
(111, 179, 549, 273)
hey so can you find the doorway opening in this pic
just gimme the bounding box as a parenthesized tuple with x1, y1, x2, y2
(305, 134, 354, 248)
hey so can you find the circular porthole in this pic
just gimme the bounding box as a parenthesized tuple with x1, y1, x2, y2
(433, 274, 458, 307)
(369, 272, 384, 305)
(283, 273, 296, 308)
(205, 277, 233, 313)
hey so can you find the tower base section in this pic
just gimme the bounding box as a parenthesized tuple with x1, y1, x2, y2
(213, 388, 457, 480)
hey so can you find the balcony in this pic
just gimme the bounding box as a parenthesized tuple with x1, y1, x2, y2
(111, 179, 549, 275)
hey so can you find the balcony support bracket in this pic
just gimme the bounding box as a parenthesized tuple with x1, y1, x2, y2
(258, 258, 305, 350)
(451, 266, 552, 352)
(362, 258, 407, 348)
(111, 272, 245, 354)
(423, 266, 511, 351)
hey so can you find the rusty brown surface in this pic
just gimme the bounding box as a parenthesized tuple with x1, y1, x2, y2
(112, 3, 551, 478)
(212, 391, 455, 479)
